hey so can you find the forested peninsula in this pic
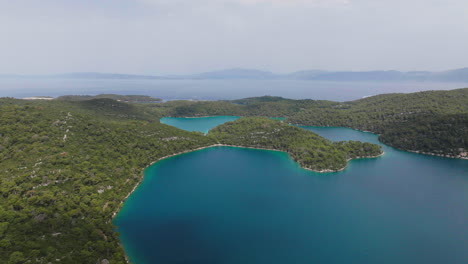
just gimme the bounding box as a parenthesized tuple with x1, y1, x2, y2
(0, 98, 214, 263)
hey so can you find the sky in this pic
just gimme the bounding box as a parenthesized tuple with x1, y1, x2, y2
(1, 0, 467, 75)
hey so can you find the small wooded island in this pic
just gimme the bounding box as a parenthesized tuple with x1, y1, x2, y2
(0, 88, 466, 263)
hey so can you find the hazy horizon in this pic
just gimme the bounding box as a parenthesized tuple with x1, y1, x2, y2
(2, 78, 467, 102)
(2, 66, 468, 77)
(1, 0, 468, 75)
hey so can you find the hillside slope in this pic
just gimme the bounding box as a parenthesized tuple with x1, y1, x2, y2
(287, 88, 468, 157)
(0, 98, 215, 263)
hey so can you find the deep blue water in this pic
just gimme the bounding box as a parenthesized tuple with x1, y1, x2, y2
(114, 117, 468, 264)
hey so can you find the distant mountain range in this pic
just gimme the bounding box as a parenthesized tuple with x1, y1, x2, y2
(2, 67, 468, 82)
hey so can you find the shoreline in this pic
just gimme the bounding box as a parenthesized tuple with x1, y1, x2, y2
(291, 123, 468, 161)
(111, 143, 224, 264)
(162, 115, 240, 119)
(164, 118, 463, 161)
(112, 143, 383, 219)
(112, 143, 384, 263)
(303, 151, 385, 173)
(111, 144, 225, 219)
(407, 150, 468, 160)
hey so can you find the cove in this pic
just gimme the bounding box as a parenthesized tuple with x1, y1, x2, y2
(114, 117, 468, 264)
(160, 116, 285, 134)
(160, 116, 240, 134)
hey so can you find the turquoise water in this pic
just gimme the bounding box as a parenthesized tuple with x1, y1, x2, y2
(114, 118, 468, 264)
(160, 116, 285, 134)
(160, 116, 240, 134)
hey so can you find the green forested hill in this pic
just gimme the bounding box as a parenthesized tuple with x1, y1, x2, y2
(209, 117, 382, 172)
(0, 98, 214, 263)
(150, 96, 336, 118)
(287, 88, 468, 132)
(286, 89, 468, 157)
(378, 113, 468, 156)
(56, 94, 162, 103)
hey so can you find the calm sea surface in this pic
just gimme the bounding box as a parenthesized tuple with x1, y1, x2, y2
(1, 78, 467, 101)
(114, 117, 468, 264)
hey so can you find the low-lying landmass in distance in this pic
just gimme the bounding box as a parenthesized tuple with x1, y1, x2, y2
(0, 88, 466, 263)
(2, 67, 468, 82)
(56, 94, 162, 103)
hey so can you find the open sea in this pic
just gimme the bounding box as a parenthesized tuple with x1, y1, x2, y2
(1, 78, 467, 101)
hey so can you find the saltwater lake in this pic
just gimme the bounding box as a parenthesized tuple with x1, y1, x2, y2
(2, 78, 468, 101)
(114, 117, 468, 264)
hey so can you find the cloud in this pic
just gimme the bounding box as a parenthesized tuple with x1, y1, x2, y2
(238, 0, 350, 5)
(1, 0, 467, 74)
(137, 0, 350, 7)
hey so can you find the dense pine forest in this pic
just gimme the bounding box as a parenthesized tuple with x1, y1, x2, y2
(0, 98, 215, 263)
(286, 89, 467, 157)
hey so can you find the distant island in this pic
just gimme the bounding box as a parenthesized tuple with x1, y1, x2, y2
(3, 67, 468, 82)
(56, 94, 162, 103)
